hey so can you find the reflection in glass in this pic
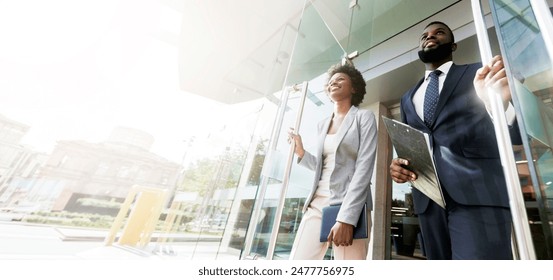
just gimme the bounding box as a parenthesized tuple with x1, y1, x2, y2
(390, 149, 424, 259)
(491, 0, 553, 259)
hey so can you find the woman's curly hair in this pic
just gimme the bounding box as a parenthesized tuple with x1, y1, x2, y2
(326, 62, 367, 107)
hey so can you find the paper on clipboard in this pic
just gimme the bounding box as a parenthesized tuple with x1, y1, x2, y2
(382, 116, 446, 209)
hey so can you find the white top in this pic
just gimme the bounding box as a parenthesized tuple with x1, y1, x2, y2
(315, 133, 337, 197)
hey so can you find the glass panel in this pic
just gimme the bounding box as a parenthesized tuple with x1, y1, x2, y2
(246, 2, 347, 260)
(309, 0, 353, 53)
(292, 0, 464, 78)
(490, 0, 553, 259)
(0, 2, 293, 260)
(390, 149, 425, 260)
(284, 3, 349, 86)
(246, 86, 304, 259)
(173, 101, 270, 260)
(388, 109, 424, 259)
(348, 0, 460, 54)
(274, 76, 334, 260)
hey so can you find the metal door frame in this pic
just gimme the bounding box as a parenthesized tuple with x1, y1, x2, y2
(470, 0, 552, 260)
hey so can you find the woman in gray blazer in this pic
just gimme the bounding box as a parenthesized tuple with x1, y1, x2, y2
(288, 63, 378, 260)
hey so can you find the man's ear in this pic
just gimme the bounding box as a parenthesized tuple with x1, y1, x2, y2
(452, 43, 457, 52)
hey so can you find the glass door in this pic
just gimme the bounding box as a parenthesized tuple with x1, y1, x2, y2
(473, 0, 553, 259)
(240, 82, 308, 260)
(241, 79, 336, 260)
(489, 0, 553, 260)
(241, 0, 350, 260)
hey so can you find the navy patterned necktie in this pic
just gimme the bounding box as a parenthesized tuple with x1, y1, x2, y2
(423, 70, 442, 127)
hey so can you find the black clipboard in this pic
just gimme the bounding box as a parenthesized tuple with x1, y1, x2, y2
(382, 116, 446, 209)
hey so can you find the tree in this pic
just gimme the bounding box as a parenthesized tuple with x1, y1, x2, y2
(179, 145, 248, 194)
(246, 138, 268, 186)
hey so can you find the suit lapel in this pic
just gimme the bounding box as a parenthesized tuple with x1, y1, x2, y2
(334, 106, 357, 150)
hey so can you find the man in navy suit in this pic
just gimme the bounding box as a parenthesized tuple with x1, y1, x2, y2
(389, 21, 522, 259)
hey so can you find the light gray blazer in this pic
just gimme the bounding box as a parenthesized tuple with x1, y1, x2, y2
(298, 106, 377, 227)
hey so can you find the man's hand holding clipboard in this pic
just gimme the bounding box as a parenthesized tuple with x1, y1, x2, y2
(383, 116, 446, 209)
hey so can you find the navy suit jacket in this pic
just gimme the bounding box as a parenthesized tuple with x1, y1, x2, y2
(400, 63, 522, 214)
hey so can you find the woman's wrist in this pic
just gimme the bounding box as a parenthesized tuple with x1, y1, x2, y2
(297, 149, 305, 159)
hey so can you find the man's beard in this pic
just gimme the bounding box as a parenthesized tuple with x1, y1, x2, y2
(418, 42, 453, 63)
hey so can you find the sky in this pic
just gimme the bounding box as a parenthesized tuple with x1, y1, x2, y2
(0, 0, 263, 163)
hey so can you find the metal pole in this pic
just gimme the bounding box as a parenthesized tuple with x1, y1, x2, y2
(242, 85, 292, 258)
(471, 0, 536, 260)
(266, 81, 308, 260)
